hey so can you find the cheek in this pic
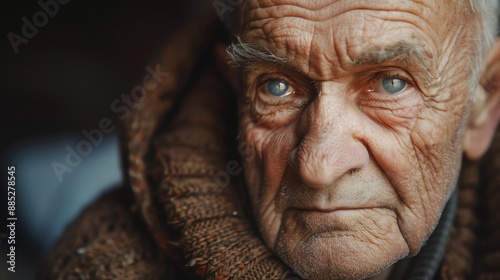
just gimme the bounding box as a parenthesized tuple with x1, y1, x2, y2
(239, 124, 265, 203)
(358, 101, 465, 253)
(366, 54, 470, 249)
(239, 116, 302, 244)
(411, 99, 467, 196)
(240, 122, 298, 199)
(409, 112, 462, 206)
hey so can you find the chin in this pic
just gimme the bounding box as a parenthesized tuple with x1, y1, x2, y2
(276, 234, 407, 280)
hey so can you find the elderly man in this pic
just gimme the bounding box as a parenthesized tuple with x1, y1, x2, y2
(40, 0, 500, 279)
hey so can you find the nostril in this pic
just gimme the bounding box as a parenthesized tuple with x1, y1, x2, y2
(346, 167, 358, 175)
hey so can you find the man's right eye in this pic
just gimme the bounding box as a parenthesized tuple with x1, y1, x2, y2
(381, 77, 407, 94)
(266, 79, 294, 97)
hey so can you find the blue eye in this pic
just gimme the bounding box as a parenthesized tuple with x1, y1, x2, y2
(381, 78, 406, 94)
(267, 79, 292, 97)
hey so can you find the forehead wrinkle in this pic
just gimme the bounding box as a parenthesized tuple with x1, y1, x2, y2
(238, 0, 470, 86)
(241, 0, 463, 44)
(240, 0, 461, 55)
(240, 6, 441, 66)
(242, 0, 445, 25)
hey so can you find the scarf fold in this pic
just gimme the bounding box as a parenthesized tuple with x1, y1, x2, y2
(124, 14, 292, 279)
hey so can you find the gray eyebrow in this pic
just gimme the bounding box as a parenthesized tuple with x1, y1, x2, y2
(227, 37, 436, 86)
(226, 36, 288, 66)
(228, 38, 430, 67)
(352, 41, 432, 68)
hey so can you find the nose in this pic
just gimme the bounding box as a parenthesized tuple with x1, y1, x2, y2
(292, 89, 369, 188)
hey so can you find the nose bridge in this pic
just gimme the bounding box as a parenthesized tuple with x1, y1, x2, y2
(305, 81, 352, 135)
(295, 87, 368, 188)
(309, 95, 344, 137)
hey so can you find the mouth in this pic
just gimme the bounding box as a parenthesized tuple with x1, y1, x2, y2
(292, 206, 377, 213)
(290, 206, 381, 223)
(285, 206, 384, 234)
(291, 205, 385, 222)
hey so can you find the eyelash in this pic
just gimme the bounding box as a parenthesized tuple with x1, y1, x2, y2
(260, 75, 293, 87)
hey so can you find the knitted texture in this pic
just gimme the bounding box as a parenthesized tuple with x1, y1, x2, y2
(439, 158, 480, 279)
(37, 188, 175, 280)
(476, 128, 500, 279)
(149, 70, 289, 279)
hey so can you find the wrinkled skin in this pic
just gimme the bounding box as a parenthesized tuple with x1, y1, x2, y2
(230, 0, 500, 279)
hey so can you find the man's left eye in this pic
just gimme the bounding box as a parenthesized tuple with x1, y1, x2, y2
(380, 77, 407, 94)
(266, 79, 294, 97)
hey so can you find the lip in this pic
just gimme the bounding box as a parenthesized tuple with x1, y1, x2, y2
(288, 206, 384, 232)
(292, 206, 377, 213)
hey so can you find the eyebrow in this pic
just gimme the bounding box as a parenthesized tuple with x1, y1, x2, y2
(227, 37, 436, 85)
(227, 36, 431, 65)
(352, 41, 432, 68)
(226, 36, 288, 67)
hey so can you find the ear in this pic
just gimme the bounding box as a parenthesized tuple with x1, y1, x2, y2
(213, 42, 240, 93)
(464, 39, 500, 160)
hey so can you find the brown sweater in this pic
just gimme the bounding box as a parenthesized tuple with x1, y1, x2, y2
(38, 16, 500, 280)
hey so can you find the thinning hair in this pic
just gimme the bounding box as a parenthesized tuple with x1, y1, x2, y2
(468, 0, 499, 94)
(470, 0, 499, 41)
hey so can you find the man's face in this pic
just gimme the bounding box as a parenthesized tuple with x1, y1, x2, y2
(235, 0, 477, 279)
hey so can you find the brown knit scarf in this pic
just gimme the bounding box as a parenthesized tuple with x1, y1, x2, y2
(39, 15, 500, 280)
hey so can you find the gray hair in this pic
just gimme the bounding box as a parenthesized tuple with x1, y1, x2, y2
(227, 36, 288, 66)
(469, 0, 499, 94)
(471, 0, 499, 39)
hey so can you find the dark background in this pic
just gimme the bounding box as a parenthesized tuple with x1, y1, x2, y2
(1, 1, 209, 278)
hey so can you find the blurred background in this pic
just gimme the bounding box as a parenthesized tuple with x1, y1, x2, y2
(0, 1, 213, 278)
